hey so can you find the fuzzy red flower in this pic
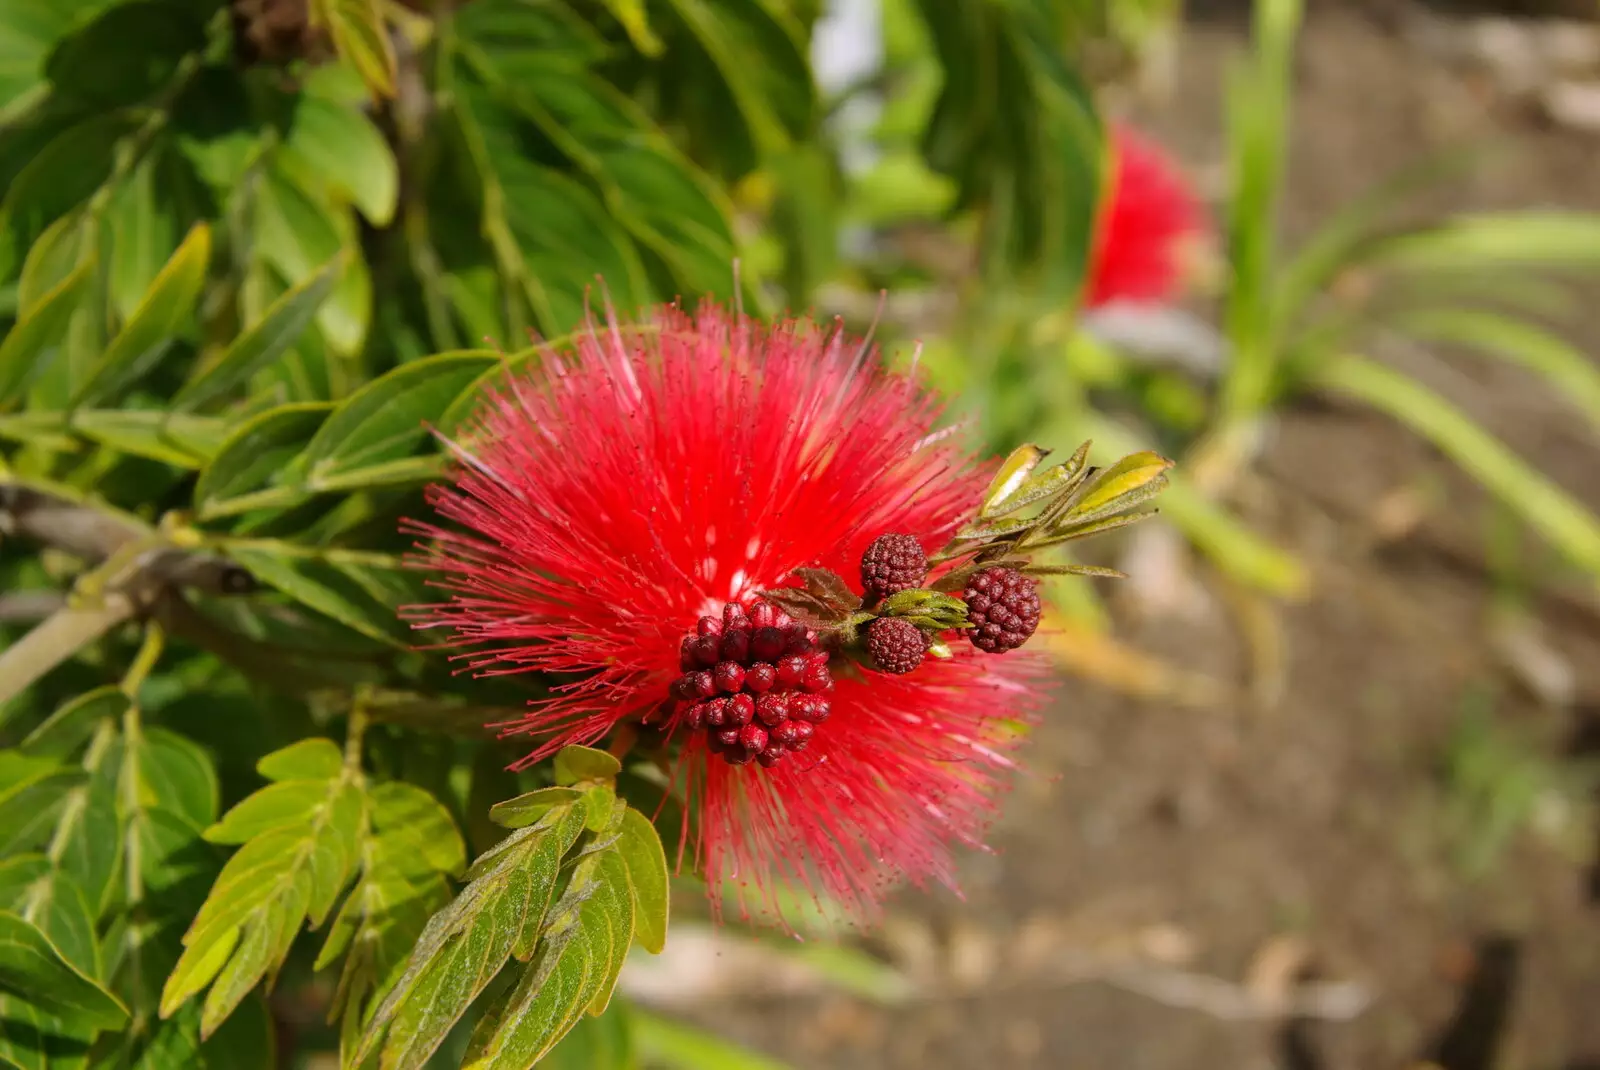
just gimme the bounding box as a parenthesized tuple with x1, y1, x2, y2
(409, 302, 1049, 925)
(1085, 125, 1205, 308)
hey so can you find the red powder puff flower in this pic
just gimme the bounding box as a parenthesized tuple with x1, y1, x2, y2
(1085, 124, 1206, 308)
(408, 301, 1050, 926)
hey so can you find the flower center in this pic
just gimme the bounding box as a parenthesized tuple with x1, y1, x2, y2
(668, 599, 834, 767)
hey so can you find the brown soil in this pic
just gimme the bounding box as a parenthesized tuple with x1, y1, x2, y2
(708, 5, 1600, 1068)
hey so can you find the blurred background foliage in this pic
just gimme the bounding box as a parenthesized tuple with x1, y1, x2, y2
(3, 0, 1600, 1065)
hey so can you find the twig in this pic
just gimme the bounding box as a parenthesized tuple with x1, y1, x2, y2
(0, 591, 67, 623)
(0, 596, 136, 706)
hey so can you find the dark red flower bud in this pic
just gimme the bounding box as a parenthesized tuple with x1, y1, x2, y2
(726, 693, 755, 726)
(745, 662, 776, 692)
(865, 617, 927, 675)
(738, 724, 769, 753)
(713, 661, 746, 693)
(756, 692, 790, 727)
(860, 533, 928, 600)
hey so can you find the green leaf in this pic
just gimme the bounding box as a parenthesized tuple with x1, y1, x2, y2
(615, 808, 667, 955)
(979, 444, 1048, 517)
(313, 0, 396, 97)
(367, 781, 467, 878)
(298, 351, 499, 485)
(68, 410, 228, 467)
(176, 256, 345, 412)
(316, 780, 465, 1063)
(192, 399, 332, 518)
(71, 223, 211, 409)
(0, 0, 103, 119)
(1057, 450, 1173, 527)
(256, 738, 343, 783)
(489, 787, 584, 830)
(159, 769, 363, 1037)
(131, 728, 218, 829)
(1317, 354, 1600, 586)
(654, 0, 813, 157)
(553, 746, 621, 788)
(105, 141, 187, 323)
(630, 1009, 793, 1070)
(0, 111, 131, 279)
(0, 912, 127, 1030)
(222, 545, 409, 646)
(460, 846, 634, 1069)
(19, 687, 123, 762)
(0, 753, 82, 856)
(44, 0, 206, 108)
(253, 162, 370, 357)
(0, 256, 94, 407)
(1367, 211, 1600, 274)
(355, 797, 593, 1070)
(1398, 308, 1600, 436)
(132, 993, 276, 1070)
(203, 781, 330, 845)
(192, 403, 332, 518)
(282, 95, 397, 226)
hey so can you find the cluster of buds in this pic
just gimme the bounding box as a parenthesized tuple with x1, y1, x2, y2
(669, 601, 834, 767)
(664, 441, 1173, 759)
(757, 442, 1173, 683)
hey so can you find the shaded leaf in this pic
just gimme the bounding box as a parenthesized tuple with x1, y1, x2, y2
(192, 403, 332, 518)
(0, 912, 127, 1030)
(298, 351, 499, 485)
(71, 223, 211, 409)
(176, 257, 345, 412)
(18, 688, 123, 762)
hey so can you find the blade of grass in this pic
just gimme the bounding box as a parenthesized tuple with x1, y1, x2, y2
(1397, 308, 1600, 435)
(1316, 354, 1600, 586)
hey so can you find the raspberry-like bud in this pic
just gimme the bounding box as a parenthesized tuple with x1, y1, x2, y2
(865, 617, 927, 675)
(726, 693, 755, 726)
(860, 533, 927, 601)
(962, 567, 1041, 653)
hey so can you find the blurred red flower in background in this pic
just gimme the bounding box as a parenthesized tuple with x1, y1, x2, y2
(1086, 125, 1207, 307)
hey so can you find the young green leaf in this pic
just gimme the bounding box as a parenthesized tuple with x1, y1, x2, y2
(71, 223, 211, 409)
(0, 751, 84, 856)
(553, 745, 622, 788)
(160, 751, 363, 1038)
(460, 845, 635, 1069)
(316, 780, 465, 1064)
(175, 255, 346, 412)
(281, 96, 397, 226)
(354, 796, 594, 1070)
(257, 738, 344, 783)
(314, 0, 398, 97)
(0, 254, 94, 407)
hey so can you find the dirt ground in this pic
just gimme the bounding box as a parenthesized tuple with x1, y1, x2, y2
(699, 4, 1600, 1068)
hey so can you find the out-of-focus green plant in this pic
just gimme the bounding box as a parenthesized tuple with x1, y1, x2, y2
(0, 0, 1169, 1064)
(1184, 0, 1600, 598)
